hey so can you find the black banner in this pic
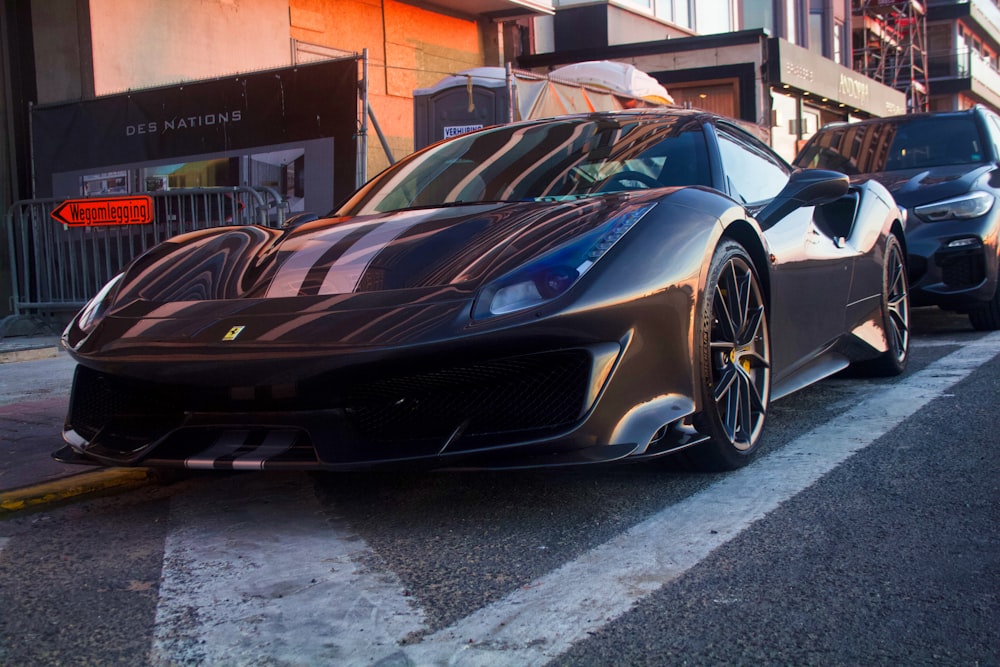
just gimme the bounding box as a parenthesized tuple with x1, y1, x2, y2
(32, 57, 360, 199)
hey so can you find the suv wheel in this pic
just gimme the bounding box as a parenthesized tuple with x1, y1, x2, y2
(969, 285, 1000, 331)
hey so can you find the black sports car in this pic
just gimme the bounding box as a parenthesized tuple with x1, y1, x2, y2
(57, 109, 909, 473)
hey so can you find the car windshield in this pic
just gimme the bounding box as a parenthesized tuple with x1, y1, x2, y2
(795, 116, 987, 174)
(338, 114, 712, 216)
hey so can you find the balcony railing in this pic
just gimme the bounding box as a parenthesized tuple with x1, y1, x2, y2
(928, 48, 1000, 103)
(928, 0, 1000, 40)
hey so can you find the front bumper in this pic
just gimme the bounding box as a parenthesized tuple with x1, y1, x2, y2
(904, 206, 1000, 310)
(59, 343, 702, 471)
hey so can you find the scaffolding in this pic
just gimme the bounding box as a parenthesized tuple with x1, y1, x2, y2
(853, 0, 929, 112)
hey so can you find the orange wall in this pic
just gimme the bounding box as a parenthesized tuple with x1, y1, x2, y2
(289, 0, 487, 174)
(39, 1, 489, 179)
(88, 0, 292, 95)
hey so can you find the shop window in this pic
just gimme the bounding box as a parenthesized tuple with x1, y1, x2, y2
(140, 158, 238, 192)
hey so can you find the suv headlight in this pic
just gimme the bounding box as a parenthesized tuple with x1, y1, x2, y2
(473, 203, 655, 319)
(914, 191, 994, 221)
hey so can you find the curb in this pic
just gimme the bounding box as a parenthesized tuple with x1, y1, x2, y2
(0, 468, 150, 515)
(0, 345, 60, 364)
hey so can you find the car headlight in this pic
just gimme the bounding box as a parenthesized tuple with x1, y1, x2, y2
(913, 191, 994, 221)
(473, 203, 656, 319)
(74, 273, 124, 334)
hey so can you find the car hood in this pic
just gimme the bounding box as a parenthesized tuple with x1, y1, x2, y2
(866, 163, 994, 209)
(67, 195, 660, 373)
(109, 197, 638, 308)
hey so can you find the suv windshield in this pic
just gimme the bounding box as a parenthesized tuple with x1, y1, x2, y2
(795, 116, 987, 174)
(338, 114, 712, 216)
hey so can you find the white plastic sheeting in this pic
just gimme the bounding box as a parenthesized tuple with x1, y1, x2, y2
(418, 62, 673, 125)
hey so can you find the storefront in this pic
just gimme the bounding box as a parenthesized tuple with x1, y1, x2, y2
(30, 57, 362, 214)
(766, 38, 906, 158)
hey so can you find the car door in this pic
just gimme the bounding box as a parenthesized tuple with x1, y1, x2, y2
(715, 125, 855, 383)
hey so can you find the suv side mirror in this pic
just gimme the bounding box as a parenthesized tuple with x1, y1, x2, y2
(756, 169, 850, 228)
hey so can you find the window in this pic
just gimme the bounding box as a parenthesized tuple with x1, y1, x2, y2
(833, 21, 843, 64)
(785, 0, 798, 44)
(654, 0, 691, 28)
(716, 125, 790, 204)
(341, 115, 711, 215)
(740, 0, 774, 35)
(795, 116, 987, 174)
(809, 11, 824, 56)
(693, 0, 731, 34)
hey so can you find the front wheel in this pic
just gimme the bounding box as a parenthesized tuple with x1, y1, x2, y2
(684, 240, 771, 472)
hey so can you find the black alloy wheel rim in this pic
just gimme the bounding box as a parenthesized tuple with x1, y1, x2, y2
(886, 242, 910, 363)
(710, 256, 770, 450)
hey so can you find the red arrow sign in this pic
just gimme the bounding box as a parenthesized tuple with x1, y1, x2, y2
(51, 195, 154, 227)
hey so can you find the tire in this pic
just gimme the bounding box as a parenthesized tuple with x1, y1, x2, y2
(854, 234, 910, 376)
(968, 283, 1000, 331)
(684, 240, 771, 472)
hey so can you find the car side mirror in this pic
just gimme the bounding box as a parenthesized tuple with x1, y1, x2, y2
(756, 169, 850, 228)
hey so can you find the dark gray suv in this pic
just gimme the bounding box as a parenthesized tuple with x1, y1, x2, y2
(794, 106, 1000, 330)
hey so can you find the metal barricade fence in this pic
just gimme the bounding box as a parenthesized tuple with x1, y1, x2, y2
(5, 187, 288, 320)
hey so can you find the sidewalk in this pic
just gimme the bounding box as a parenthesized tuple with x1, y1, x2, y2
(0, 335, 149, 514)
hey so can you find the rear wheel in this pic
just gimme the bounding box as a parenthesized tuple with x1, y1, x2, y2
(685, 240, 771, 472)
(855, 234, 910, 376)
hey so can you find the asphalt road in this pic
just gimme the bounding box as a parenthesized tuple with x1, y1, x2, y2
(0, 307, 997, 666)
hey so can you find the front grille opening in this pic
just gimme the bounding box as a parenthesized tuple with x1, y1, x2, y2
(939, 252, 985, 289)
(345, 350, 592, 444)
(68, 367, 189, 454)
(67, 348, 594, 454)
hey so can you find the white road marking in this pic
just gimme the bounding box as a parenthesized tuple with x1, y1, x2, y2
(151, 332, 1000, 666)
(910, 337, 981, 348)
(396, 331, 1000, 665)
(150, 475, 426, 666)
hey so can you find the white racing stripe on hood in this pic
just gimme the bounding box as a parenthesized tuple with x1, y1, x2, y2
(265, 210, 439, 298)
(319, 211, 435, 295)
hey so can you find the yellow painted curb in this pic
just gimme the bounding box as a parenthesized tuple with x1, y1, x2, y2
(0, 468, 149, 514)
(0, 346, 59, 364)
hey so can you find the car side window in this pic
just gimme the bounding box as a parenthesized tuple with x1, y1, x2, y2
(716, 127, 790, 204)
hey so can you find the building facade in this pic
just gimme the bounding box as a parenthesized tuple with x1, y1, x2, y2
(0, 0, 554, 320)
(925, 0, 1000, 110)
(6, 0, 992, 321)
(523, 0, 905, 159)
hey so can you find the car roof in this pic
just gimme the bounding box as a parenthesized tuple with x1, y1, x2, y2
(815, 105, 987, 132)
(501, 107, 770, 143)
